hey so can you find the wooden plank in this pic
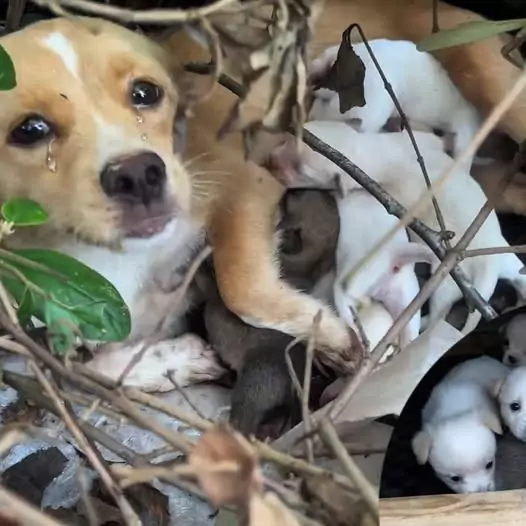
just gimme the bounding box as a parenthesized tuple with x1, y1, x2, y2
(380, 490, 526, 525)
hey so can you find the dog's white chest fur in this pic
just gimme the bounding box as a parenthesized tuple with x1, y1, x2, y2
(55, 219, 205, 340)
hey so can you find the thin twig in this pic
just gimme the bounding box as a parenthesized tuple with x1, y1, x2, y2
(463, 243, 526, 258)
(318, 418, 378, 522)
(76, 467, 99, 526)
(302, 311, 320, 464)
(28, 362, 142, 526)
(351, 23, 452, 249)
(0, 484, 68, 526)
(166, 370, 208, 421)
(32, 0, 245, 24)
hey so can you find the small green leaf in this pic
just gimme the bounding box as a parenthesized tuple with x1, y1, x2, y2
(16, 288, 34, 326)
(1, 199, 49, 227)
(0, 44, 16, 91)
(0, 248, 131, 343)
(44, 301, 78, 355)
(418, 19, 526, 52)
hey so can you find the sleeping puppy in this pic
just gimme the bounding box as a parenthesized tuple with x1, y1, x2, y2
(501, 313, 526, 367)
(494, 366, 526, 442)
(309, 39, 482, 160)
(412, 356, 509, 493)
(333, 187, 435, 348)
(271, 121, 526, 335)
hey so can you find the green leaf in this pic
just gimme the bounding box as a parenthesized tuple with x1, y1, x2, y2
(1, 199, 49, 227)
(417, 19, 526, 52)
(0, 44, 16, 91)
(44, 301, 78, 355)
(0, 248, 131, 344)
(214, 509, 238, 526)
(16, 288, 34, 326)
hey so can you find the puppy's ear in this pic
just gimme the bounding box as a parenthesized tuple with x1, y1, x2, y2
(481, 409, 503, 435)
(491, 376, 506, 399)
(391, 243, 437, 269)
(411, 429, 432, 465)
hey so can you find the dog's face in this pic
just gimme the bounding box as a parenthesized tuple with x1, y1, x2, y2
(502, 315, 526, 367)
(498, 367, 526, 441)
(0, 17, 190, 246)
(414, 417, 497, 494)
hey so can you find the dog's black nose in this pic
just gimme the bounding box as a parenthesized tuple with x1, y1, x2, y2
(101, 152, 167, 206)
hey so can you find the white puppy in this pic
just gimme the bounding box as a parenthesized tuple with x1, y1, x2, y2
(494, 366, 526, 441)
(412, 356, 508, 493)
(502, 314, 526, 366)
(334, 189, 434, 347)
(270, 121, 526, 334)
(309, 39, 481, 159)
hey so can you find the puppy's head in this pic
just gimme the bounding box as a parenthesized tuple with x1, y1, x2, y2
(412, 414, 498, 494)
(0, 17, 191, 246)
(501, 314, 526, 367)
(495, 366, 526, 441)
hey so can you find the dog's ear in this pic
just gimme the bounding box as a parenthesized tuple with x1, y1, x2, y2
(491, 375, 507, 400)
(391, 243, 437, 269)
(481, 409, 503, 435)
(411, 429, 432, 465)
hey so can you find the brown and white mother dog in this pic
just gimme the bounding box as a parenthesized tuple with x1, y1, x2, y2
(0, 0, 524, 385)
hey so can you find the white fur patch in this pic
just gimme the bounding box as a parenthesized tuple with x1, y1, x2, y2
(41, 32, 79, 78)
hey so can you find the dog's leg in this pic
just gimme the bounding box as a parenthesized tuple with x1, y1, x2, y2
(86, 334, 227, 392)
(209, 191, 359, 373)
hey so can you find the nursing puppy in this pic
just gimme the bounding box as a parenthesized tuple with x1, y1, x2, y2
(271, 121, 526, 334)
(501, 314, 526, 367)
(309, 39, 481, 159)
(333, 188, 434, 347)
(494, 366, 526, 442)
(412, 356, 508, 493)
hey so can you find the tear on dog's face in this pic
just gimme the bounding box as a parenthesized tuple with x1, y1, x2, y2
(412, 413, 499, 494)
(0, 17, 191, 246)
(495, 367, 526, 441)
(502, 314, 526, 367)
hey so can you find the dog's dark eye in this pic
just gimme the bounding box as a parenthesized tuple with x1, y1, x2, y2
(9, 115, 53, 146)
(130, 80, 163, 108)
(510, 401, 521, 412)
(485, 461, 494, 470)
(281, 228, 303, 255)
(450, 475, 462, 483)
(508, 355, 518, 365)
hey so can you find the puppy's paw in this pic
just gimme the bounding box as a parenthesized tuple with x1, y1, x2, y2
(86, 334, 227, 392)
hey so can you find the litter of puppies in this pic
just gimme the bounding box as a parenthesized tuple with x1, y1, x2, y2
(2, 0, 526, 524)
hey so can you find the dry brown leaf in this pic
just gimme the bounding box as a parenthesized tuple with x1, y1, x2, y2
(301, 475, 378, 526)
(248, 492, 300, 526)
(211, 0, 320, 156)
(317, 30, 366, 114)
(189, 423, 262, 508)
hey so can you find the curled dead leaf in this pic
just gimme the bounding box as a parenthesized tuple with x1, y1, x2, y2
(316, 27, 366, 114)
(189, 423, 262, 508)
(248, 492, 300, 526)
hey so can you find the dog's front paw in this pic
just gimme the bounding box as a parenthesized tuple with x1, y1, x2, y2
(86, 334, 227, 392)
(314, 309, 365, 375)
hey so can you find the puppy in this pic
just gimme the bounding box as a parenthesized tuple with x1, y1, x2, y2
(204, 189, 340, 437)
(412, 356, 508, 493)
(309, 39, 481, 159)
(501, 314, 526, 367)
(271, 121, 526, 334)
(333, 187, 435, 347)
(494, 366, 526, 442)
